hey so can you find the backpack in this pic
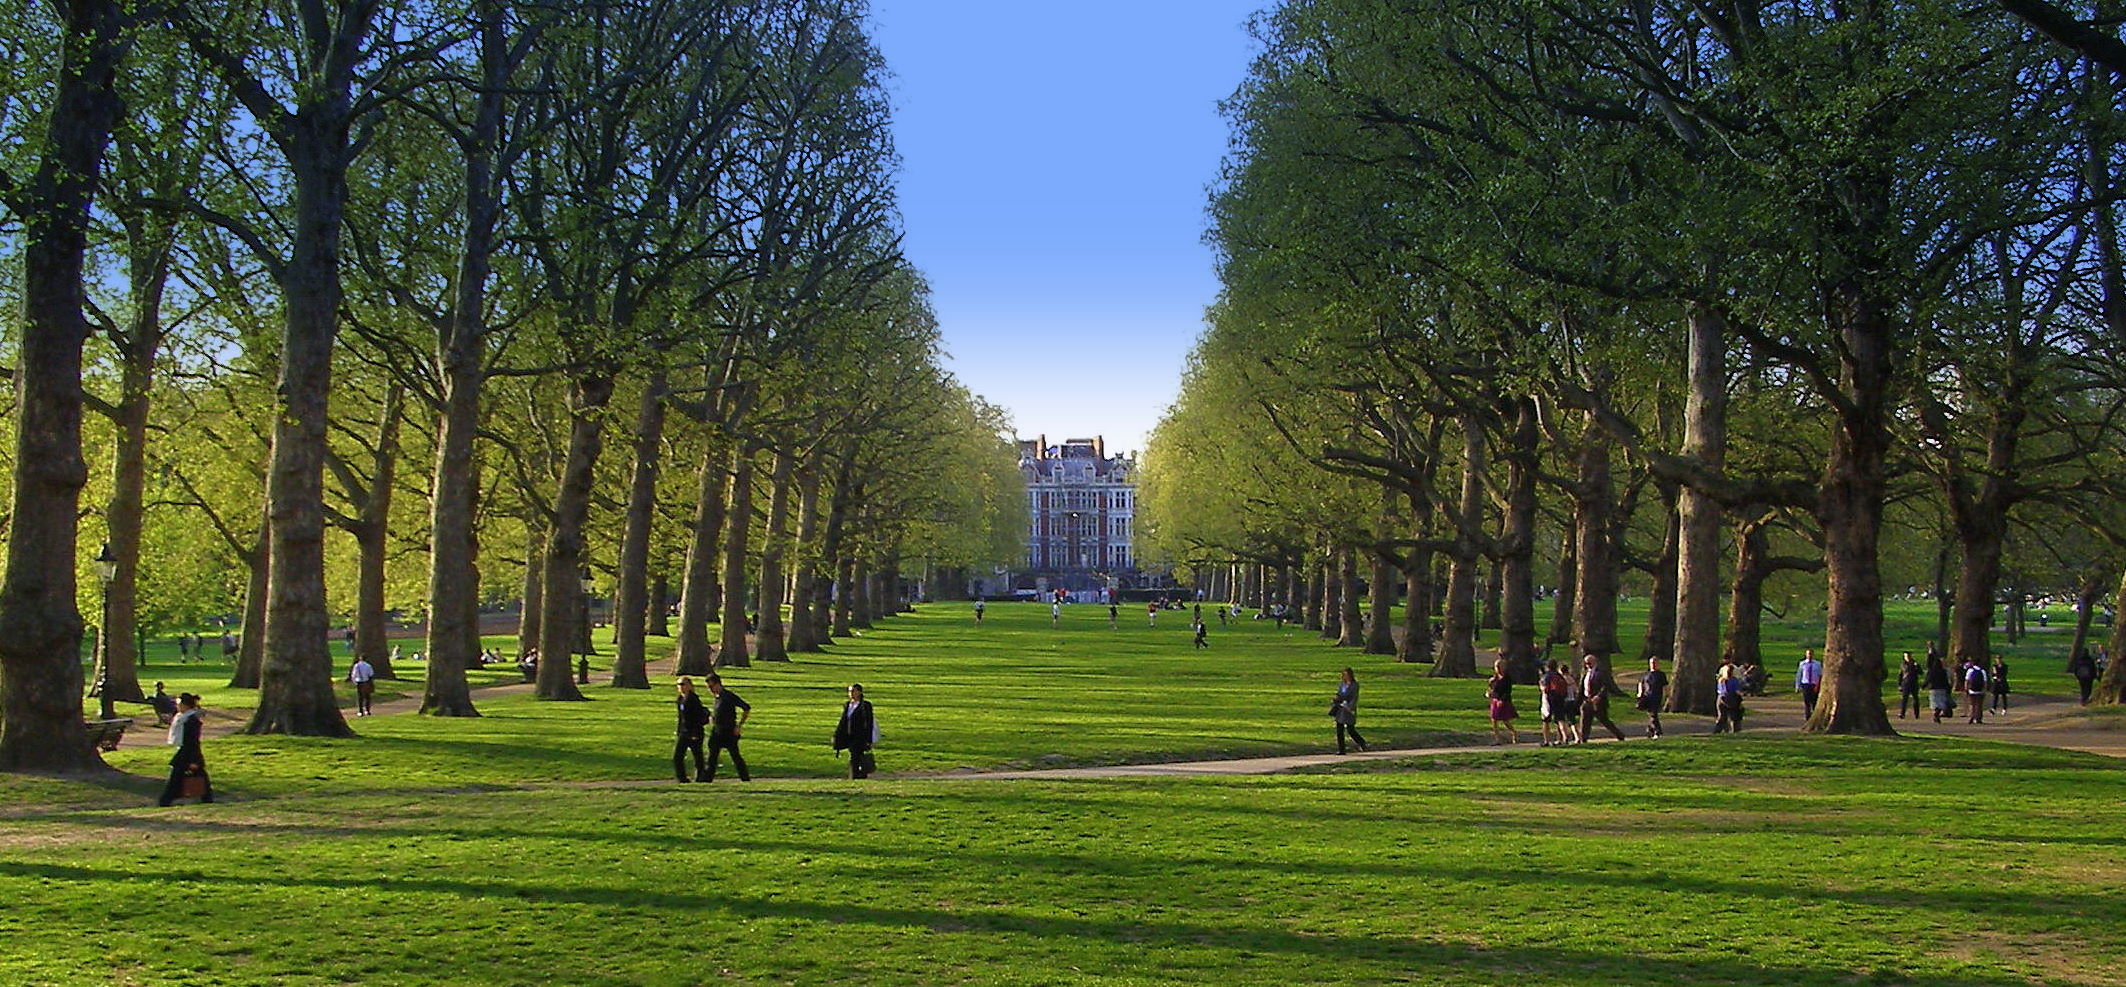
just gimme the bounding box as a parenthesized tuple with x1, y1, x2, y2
(1965, 666, 1987, 691)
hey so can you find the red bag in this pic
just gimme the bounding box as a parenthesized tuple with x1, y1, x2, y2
(179, 772, 207, 799)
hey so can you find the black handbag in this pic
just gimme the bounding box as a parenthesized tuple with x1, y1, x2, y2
(853, 750, 876, 774)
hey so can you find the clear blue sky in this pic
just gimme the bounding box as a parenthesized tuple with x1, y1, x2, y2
(869, 1, 1263, 457)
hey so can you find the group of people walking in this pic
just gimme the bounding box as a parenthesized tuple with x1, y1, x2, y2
(671, 674, 879, 783)
(1895, 651, 2012, 724)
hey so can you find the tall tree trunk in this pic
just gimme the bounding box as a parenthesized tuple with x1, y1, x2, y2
(1321, 551, 1344, 641)
(1671, 305, 1729, 715)
(1365, 550, 1397, 655)
(851, 557, 875, 629)
(1481, 562, 1503, 631)
(1497, 398, 1539, 682)
(648, 574, 670, 637)
(786, 464, 824, 652)
(2097, 569, 2126, 706)
(1303, 554, 1326, 631)
(533, 374, 615, 701)
(348, 384, 404, 680)
(611, 369, 668, 689)
(716, 443, 756, 667)
(832, 554, 857, 637)
(97, 298, 161, 704)
(247, 135, 361, 738)
(421, 0, 510, 716)
(754, 447, 795, 661)
(1549, 528, 1577, 651)
(815, 458, 856, 644)
(1336, 548, 1362, 647)
(2066, 575, 2102, 672)
(228, 520, 269, 689)
(1432, 415, 1485, 677)
(1571, 415, 1618, 660)
(420, 352, 483, 715)
(518, 519, 543, 659)
(1399, 550, 1432, 662)
(1641, 489, 1681, 661)
(1807, 276, 1897, 735)
(1721, 516, 1770, 676)
(674, 449, 726, 676)
(0, 0, 129, 773)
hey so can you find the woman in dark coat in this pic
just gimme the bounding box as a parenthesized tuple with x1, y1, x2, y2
(832, 683, 877, 779)
(157, 693, 213, 807)
(1332, 667, 1367, 753)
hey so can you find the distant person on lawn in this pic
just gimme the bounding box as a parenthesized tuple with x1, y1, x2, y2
(1636, 656, 1667, 740)
(703, 674, 751, 782)
(673, 678, 709, 782)
(1331, 667, 1366, 754)
(1539, 659, 1576, 747)
(157, 694, 213, 807)
(832, 683, 878, 779)
(1989, 656, 2010, 714)
(1714, 657, 1745, 734)
(2068, 648, 2099, 705)
(1192, 620, 1209, 649)
(1962, 658, 1988, 724)
(1794, 648, 1823, 720)
(1925, 655, 1954, 723)
(1577, 654, 1626, 743)
(1487, 660, 1519, 745)
(348, 654, 376, 717)
(973, 598, 985, 623)
(1896, 652, 1922, 719)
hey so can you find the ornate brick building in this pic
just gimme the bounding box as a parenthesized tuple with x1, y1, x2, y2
(1013, 435, 1147, 598)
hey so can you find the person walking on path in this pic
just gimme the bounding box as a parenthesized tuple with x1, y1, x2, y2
(1794, 648, 1824, 720)
(348, 655, 376, 717)
(832, 683, 878, 779)
(1331, 668, 1367, 754)
(2069, 648, 2099, 705)
(1896, 652, 1922, 719)
(1538, 659, 1576, 746)
(673, 677, 710, 782)
(1192, 620, 1209, 649)
(1989, 656, 2011, 714)
(702, 673, 752, 782)
(1636, 656, 1667, 739)
(1925, 655, 1954, 723)
(1487, 660, 1520, 745)
(1961, 658, 1989, 724)
(157, 694, 213, 807)
(1577, 654, 1627, 743)
(1714, 656, 1746, 734)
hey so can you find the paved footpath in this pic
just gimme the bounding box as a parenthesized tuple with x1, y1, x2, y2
(931, 690, 2124, 781)
(115, 665, 2125, 777)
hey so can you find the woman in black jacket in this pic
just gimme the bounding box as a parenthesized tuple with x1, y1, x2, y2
(832, 684, 877, 779)
(157, 693, 213, 807)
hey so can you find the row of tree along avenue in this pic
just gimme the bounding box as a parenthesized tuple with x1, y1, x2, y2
(0, 0, 1027, 774)
(1138, 0, 2126, 733)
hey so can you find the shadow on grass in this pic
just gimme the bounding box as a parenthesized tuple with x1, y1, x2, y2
(0, 859, 2057, 986)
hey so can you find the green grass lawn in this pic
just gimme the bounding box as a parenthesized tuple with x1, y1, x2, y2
(8, 601, 2123, 985)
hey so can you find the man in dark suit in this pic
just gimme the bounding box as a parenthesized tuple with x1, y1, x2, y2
(702, 674, 751, 782)
(673, 677, 709, 782)
(832, 683, 876, 779)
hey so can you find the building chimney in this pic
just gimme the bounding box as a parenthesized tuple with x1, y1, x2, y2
(1093, 435, 1104, 460)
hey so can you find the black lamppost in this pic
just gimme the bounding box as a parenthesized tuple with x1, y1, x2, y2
(94, 543, 117, 719)
(576, 566, 594, 683)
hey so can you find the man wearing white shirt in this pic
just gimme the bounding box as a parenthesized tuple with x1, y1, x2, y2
(1794, 649, 1824, 719)
(349, 655, 376, 716)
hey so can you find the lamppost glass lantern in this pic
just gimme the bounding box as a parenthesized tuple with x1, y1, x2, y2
(95, 543, 117, 583)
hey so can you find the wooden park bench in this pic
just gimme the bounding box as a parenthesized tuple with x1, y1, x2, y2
(84, 718, 134, 753)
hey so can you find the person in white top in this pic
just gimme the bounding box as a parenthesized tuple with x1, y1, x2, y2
(349, 656, 376, 716)
(1794, 649, 1824, 719)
